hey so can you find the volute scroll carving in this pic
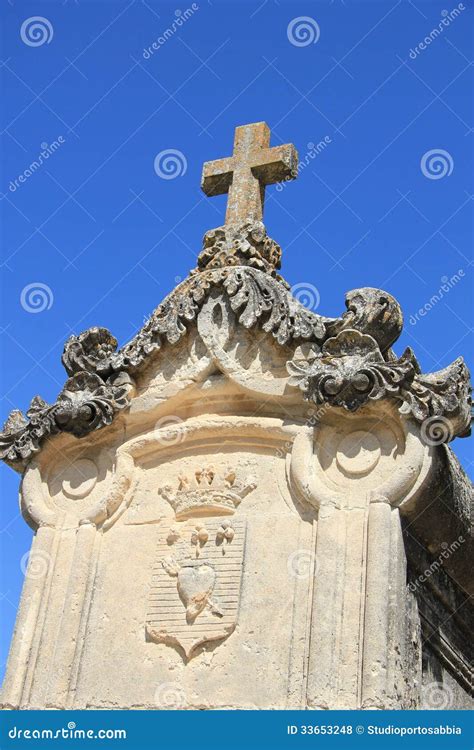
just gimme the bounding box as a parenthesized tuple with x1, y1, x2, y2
(288, 405, 431, 512)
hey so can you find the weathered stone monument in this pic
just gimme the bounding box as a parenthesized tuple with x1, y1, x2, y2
(1, 123, 472, 710)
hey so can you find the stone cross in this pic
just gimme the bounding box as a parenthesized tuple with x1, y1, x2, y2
(201, 122, 298, 225)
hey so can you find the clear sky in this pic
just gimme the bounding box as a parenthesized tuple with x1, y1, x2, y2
(0, 0, 472, 681)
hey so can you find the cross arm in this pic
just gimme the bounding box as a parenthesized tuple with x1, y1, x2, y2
(252, 144, 299, 185)
(201, 157, 234, 196)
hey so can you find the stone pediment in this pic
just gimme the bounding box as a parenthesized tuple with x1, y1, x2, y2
(0, 220, 471, 471)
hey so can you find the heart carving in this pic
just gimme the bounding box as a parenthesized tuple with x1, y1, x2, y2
(177, 564, 218, 623)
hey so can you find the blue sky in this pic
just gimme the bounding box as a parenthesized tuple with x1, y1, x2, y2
(0, 0, 472, 680)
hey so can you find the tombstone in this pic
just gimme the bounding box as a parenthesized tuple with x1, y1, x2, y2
(1, 123, 472, 710)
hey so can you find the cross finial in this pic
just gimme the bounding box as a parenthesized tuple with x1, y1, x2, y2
(201, 122, 298, 226)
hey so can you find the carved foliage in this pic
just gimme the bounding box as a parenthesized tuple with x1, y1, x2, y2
(83, 266, 326, 374)
(400, 358, 472, 439)
(0, 371, 133, 467)
(62, 327, 118, 378)
(288, 330, 417, 412)
(1, 224, 471, 465)
(197, 220, 282, 273)
(287, 330, 471, 440)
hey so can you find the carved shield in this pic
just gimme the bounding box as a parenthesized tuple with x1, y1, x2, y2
(146, 517, 246, 659)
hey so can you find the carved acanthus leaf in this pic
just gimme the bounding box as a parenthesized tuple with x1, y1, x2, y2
(287, 330, 417, 412)
(2, 410, 28, 435)
(287, 330, 471, 441)
(197, 220, 282, 273)
(399, 358, 472, 438)
(223, 268, 326, 343)
(62, 327, 118, 377)
(0, 371, 134, 468)
(99, 265, 326, 372)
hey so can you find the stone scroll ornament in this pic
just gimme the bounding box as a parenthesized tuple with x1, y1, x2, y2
(1, 122, 471, 469)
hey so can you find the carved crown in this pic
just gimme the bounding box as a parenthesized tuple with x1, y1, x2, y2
(158, 466, 256, 520)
